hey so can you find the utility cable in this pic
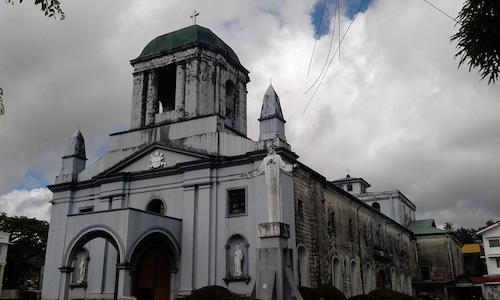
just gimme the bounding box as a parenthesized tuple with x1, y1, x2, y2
(421, 0, 458, 23)
(303, 0, 367, 114)
(307, 0, 328, 76)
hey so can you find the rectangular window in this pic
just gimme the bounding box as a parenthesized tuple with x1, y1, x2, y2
(79, 206, 94, 213)
(489, 239, 500, 248)
(228, 188, 246, 216)
(496, 258, 500, 268)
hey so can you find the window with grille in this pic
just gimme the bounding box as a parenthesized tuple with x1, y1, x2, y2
(489, 239, 500, 247)
(228, 188, 246, 216)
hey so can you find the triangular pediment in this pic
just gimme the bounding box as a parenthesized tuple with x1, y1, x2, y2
(98, 143, 210, 177)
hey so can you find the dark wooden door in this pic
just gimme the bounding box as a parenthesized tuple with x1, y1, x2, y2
(133, 247, 170, 300)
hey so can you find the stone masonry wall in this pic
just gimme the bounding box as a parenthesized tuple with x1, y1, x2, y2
(294, 166, 417, 298)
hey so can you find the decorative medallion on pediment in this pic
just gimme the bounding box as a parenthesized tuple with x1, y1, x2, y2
(148, 150, 167, 170)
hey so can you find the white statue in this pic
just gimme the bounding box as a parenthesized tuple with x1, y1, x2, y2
(233, 245, 244, 277)
(246, 145, 296, 222)
(78, 257, 87, 283)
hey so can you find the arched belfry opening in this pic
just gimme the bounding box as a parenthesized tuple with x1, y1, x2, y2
(129, 25, 250, 136)
(157, 64, 177, 113)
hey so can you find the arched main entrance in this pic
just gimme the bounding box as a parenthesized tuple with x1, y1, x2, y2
(131, 232, 176, 300)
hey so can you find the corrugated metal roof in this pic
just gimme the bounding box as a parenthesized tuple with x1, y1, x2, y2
(407, 219, 447, 235)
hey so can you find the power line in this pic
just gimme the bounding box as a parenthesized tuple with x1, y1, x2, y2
(305, 0, 338, 94)
(303, 0, 367, 114)
(421, 0, 457, 23)
(337, 0, 341, 61)
(307, 0, 328, 76)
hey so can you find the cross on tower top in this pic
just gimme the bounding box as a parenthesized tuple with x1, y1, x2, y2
(190, 10, 200, 25)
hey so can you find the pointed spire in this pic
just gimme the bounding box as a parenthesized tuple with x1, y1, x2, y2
(63, 129, 86, 160)
(259, 84, 287, 143)
(259, 84, 285, 122)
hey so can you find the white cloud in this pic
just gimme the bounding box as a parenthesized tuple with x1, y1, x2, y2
(0, 188, 52, 221)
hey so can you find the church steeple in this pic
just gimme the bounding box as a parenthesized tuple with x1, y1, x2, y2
(55, 129, 87, 184)
(259, 84, 286, 142)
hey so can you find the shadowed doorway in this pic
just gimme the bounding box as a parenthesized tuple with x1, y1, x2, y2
(132, 233, 173, 300)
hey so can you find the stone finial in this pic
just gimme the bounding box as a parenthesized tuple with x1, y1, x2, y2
(63, 129, 86, 160)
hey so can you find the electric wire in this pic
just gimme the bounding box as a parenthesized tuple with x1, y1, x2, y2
(303, 0, 367, 114)
(304, 0, 340, 96)
(307, 0, 328, 76)
(421, 0, 458, 23)
(337, 0, 341, 61)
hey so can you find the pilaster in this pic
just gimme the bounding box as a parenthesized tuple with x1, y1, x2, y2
(145, 70, 159, 126)
(175, 64, 186, 111)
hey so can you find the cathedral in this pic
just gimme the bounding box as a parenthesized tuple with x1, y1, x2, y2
(42, 25, 418, 300)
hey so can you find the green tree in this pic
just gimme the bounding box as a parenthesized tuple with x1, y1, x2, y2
(451, 0, 500, 84)
(454, 227, 479, 244)
(443, 222, 454, 232)
(0, 213, 49, 289)
(6, 0, 64, 20)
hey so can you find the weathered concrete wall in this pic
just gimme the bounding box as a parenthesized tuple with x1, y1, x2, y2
(293, 167, 417, 298)
(414, 234, 464, 282)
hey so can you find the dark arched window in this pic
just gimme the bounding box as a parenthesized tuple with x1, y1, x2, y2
(146, 199, 165, 215)
(347, 183, 353, 191)
(372, 202, 380, 212)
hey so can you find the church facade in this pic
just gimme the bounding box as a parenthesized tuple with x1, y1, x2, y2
(41, 25, 417, 300)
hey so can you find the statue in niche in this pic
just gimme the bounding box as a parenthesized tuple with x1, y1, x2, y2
(246, 145, 296, 222)
(78, 256, 87, 283)
(233, 245, 244, 277)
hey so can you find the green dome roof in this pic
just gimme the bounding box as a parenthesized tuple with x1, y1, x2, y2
(133, 25, 244, 69)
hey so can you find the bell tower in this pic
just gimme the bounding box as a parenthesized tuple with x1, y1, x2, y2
(129, 25, 250, 136)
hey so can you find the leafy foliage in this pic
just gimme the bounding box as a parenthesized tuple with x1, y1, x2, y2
(317, 284, 347, 300)
(443, 222, 454, 232)
(298, 286, 320, 300)
(187, 286, 249, 300)
(367, 288, 417, 300)
(454, 227, 479, 244)
(0, 213, 49, 289)
(6, 0, 65, 20)
(298, 285, 347, 300)
(451, 0, 500, 84)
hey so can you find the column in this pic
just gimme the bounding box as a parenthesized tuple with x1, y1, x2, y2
(130, 72, 147, 129)
(180, 186, 196, 292)
(184, 59, 199, 116)
(195, 184, 211, 288)
(145, 70, 158, 126)
(58, 266, 73, 300)
(175, 63, 186, 111)
(116, 263, 132, 298)
(237, 80, 247, 135)
(214, 64, 220, 115)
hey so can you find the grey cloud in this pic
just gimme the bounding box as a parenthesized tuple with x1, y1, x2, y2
(0, 0, 499, 228)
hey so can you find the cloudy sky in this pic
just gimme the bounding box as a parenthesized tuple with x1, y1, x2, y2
(0, 0, 498, 228)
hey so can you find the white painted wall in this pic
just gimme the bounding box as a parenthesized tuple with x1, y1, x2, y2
(481, 225, 500, 275)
